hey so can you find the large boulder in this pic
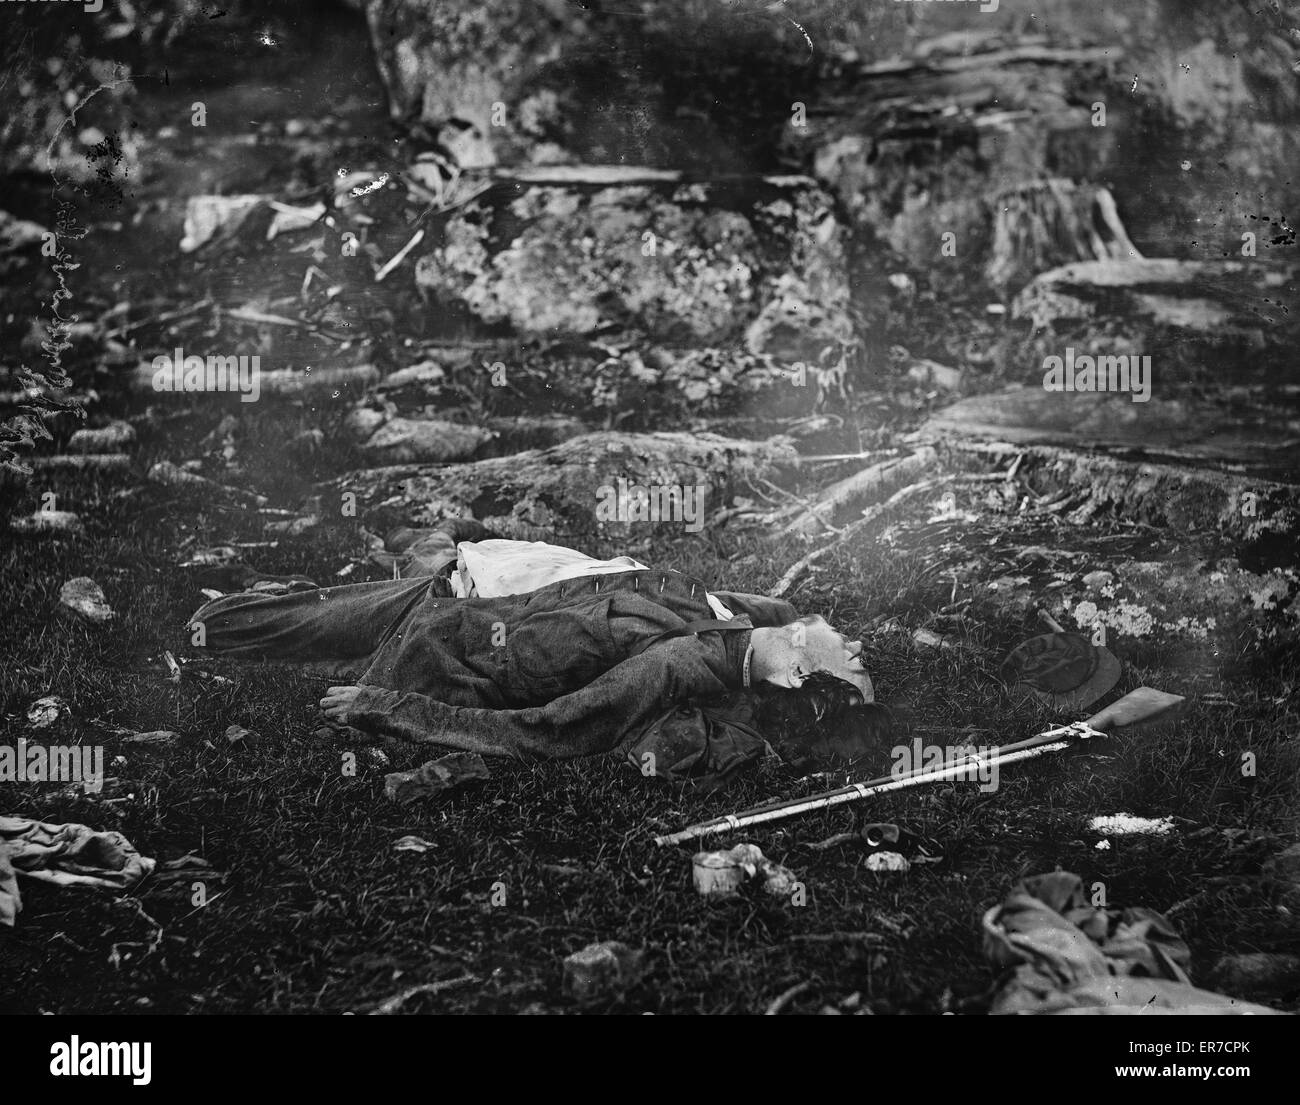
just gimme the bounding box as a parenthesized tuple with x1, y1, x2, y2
(413, 173, 851, 360)
(792, 4, 1299, 292)
(356, 416, 492, 465)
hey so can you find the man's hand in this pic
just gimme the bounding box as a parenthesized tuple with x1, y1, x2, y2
(320, 685, 364, 722)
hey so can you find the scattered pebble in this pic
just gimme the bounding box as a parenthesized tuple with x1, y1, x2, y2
(393, 835, 436, 854)
(225, 725, 257, 745)
(59, 577, 115, 623)
(562, 941, 643, 1002)
(384, 752, 491, 804)
(26, 696, 69, 728)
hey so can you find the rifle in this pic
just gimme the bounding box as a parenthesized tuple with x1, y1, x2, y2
(653, 687, 1184, 847)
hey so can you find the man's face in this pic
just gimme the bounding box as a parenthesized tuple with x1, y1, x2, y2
(790, 615, 873, 702)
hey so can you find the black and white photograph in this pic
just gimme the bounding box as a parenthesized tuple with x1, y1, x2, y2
(1, 0, 1297, 1052)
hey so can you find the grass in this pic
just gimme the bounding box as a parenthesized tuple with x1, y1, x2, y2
(2, 428, 1297, 1015)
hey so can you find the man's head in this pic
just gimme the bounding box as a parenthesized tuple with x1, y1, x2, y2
(753, 670, 896, 771)
(750, 614, 873, 702)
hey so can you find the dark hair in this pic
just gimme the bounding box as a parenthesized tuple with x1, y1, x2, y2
(754, 671, 897, 770)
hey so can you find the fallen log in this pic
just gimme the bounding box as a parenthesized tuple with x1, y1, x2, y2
(770, 471, 1009, 599)
(131, 362, 380, 399)
(26, 453, 131, 472)
(779, 447, 937, 537)
(927, 438, 1300, 544)
(1012, 258, 1300, 339)
(336, 430, 797, 540)
(148, 461, 268, 506)
(68, 421, 136, 452)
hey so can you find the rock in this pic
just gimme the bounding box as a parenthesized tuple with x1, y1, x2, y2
(413, 176, 850, 354)
(760, 861, 801, 899)
(9, 510, 83, 536)
(178, 546, 242, 568)
(742, 269, 855, 367)
(906, 360, 964, 392)
(58, 578, 115, 623)
(358, 417, 492, 465)
(481, 415, 586, 454)
(179, 194, 265, 253)
(339, 430, 797, 540)
(0, 209, 49, 254)
(384, 752, 491, 804)
(802, 10, 1300, 293)
(804, 59, 1123, 285)
(26, 696, 68, 728)
(561, 941, 644, 1003)
(392, 835, 436, 853)
(343, 406, 388, 442)
(1207, 953, 1300, 1003)
(864, 851, 910, 873)
(68, 420, 136, 452)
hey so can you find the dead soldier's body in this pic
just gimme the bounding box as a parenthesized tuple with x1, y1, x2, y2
(188, 535, 881, 767)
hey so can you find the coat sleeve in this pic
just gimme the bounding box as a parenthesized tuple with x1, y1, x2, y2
(346, 635, 734, 759)
(707, 590, 798, 627)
